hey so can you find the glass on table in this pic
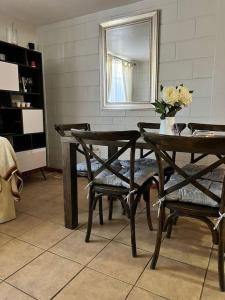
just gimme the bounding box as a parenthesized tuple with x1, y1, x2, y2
(172, 124, 182, 136)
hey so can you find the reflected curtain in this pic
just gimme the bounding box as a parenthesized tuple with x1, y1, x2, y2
(107, 55, 113, 98)
(122, 62, 133, 102)
(107, 54, 133, 103)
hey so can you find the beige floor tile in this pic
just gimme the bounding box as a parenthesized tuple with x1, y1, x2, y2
(137, 256, 205, 300)
(0, 239, 43, 280)
(176, 217, 209, 233)
(89, 241, 151, 284)
(167, 225, 212, 244)
(50, 230, 109, 265)
(15, 196, 51, 214)
(19, 221, 72, 249)
(80, 213, 128, 240)
(7, 252, 83, 300)
(114, 224, 159, 253)
(0, 232, 13, 247)
(0, 213, 42, 237)
(127, 287, 165, 300)
(135, 210, 158, 230)
(22, 199, 64, 221)
(201, 250, 225, 299)
(160, 235, 212, 269)
(54, 267, 131, 300)
(0, 282, 33, 300)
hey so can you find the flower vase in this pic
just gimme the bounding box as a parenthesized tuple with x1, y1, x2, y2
(160, 117, 175, 135)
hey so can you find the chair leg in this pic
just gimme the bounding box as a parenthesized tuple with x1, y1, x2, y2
(173, 215, 179, 225)
(40, 168, 46, 180)
(150, 205, 165, 269)
(85, 189, 94, 243)
(143, 189, 153, 231)
(130, 196, 139, 257)
(99, 196, 103, 225)
(108, 197, 113, 220)
(166, 218, 173, 239)
(152, 177, 159, 192)
(218, 219, 225, 291)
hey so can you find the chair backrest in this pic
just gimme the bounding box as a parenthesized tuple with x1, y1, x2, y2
(55, 123, 92, 157)
(71, 130, 141, 191)
(137, 122, 186, 160)
(55, 123, 90, 136)
(143, 132, 225, 210)
(188, 123, 225, 163)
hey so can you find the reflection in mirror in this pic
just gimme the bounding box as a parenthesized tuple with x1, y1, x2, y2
(106, 21, 150, 103)
(100, 11, 159, 110)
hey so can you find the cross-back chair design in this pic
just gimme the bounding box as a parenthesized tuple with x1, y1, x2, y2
(55, 123, 93, 177)
(137, 122, 186, 186)
(188, 123, 225, 164)
(72, 130, 155, 257)
(138, 122, 186, 159)
(144, 132, 225, 291)
(55, 123, 126, 219)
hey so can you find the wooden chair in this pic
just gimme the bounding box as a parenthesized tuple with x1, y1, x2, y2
(137, 122, 186, 185)
(188, 123, 225, 163)
(55, 123, 125, 218)
(138, 122, 186, 160)
(72, 130, 155, 257)
(144, 132, 225, 291)
(55, 123, 93, 177)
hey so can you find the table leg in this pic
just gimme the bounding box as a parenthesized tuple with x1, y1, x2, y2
(62, 142, 78, 229)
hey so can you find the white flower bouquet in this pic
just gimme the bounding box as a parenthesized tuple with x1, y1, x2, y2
(153, 84, 193, 119)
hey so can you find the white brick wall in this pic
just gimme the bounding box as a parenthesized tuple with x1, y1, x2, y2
(38, 0, 217, 167)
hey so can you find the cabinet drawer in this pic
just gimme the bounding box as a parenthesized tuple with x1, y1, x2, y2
(0, 61, 19, 91)
(22, 109, 44, 134)
(16, 148, 46, 172)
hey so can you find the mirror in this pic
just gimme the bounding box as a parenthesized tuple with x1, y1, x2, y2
(100, 11, 159, 110)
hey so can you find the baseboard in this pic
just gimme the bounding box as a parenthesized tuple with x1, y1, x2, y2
(44, 167, 62, 173)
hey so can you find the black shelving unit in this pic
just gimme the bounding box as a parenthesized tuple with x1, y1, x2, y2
(0, 40, 46, 173)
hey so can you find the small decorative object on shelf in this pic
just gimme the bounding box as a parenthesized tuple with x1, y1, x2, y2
(31, 61, 36, 68)
(0, 53, 6, 61)
(28, 42, 35, 50)
(152, 84, 193, 135)
(6, 23, 18, 45)
(21, 77, 33, 93)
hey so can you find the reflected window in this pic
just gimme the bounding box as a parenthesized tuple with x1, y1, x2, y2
(107, 54, 133, 103)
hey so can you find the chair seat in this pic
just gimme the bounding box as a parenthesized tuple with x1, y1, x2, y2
(165, 164, 224, 207)
(119, 158, 168, 174)
(77, 159, 102, 172)
(77, 159, 121, 173)
(93, 164, 155, 188)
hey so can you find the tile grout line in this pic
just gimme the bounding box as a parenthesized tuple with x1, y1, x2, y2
(3, 282, 38, 300)
(50, 216, 132, 299)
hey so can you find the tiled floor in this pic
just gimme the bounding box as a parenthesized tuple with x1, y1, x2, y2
(0, 172, 223, 299)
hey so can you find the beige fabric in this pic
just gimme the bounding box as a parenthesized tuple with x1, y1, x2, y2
(0, 177, 16, 223)
(0, 137, 23, 223)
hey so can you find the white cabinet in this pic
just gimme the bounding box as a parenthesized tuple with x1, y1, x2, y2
(22, 109, 44, 134)
(0, 61, 19, 91)
(16, 148, 46, 172)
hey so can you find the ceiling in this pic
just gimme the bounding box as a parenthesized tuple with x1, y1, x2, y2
(0, 0, 140, 26)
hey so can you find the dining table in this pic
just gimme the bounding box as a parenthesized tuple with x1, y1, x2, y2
(60, 134, 153, 229)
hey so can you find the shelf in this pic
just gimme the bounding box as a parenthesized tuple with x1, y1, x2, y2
(0, 107, 42, 110)
(0, 40, 41, 54)
(0, 89, 41, 95)
(0, 59, 40, 70)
